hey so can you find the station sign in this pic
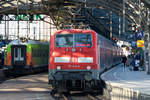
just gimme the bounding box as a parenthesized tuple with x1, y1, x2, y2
(137, 40, 144, 48)
(15, 14, 42, 21)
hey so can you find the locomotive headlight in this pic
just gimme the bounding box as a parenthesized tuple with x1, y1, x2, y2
(56, 66, 61, 70)
(87, 66, 91, 70)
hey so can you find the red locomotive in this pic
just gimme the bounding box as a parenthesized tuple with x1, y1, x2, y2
(49, 29, 122, 93)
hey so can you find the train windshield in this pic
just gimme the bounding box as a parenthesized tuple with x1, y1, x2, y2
(55, 34, 73, 47)
(55, 34, 92, 47)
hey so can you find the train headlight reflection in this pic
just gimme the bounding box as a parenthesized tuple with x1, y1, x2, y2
(56, 66, 61, 70)
(87, 66, 91, 70)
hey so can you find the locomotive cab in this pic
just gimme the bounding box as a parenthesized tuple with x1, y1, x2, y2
(4, 39, 49, 75)
(49, 29, 101, 92)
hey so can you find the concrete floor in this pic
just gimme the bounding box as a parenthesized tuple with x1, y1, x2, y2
(0, 73, 54, 100)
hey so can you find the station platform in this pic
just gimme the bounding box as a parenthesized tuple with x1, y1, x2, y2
(101, 64, 150, 100)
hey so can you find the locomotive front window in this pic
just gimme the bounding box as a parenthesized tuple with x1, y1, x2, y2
(55, 34, 92, 47)
(55, 34, 73, 47)
(75, 34, 92, 47)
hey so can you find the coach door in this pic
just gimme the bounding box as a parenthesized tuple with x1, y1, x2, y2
(11, 45, 26, 65)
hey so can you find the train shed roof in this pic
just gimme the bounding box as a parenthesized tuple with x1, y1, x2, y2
(0, 0, 150, 40)
(0, 0, 150, 14)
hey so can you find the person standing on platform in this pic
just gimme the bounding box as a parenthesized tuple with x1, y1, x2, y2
(134, 52, 141, 71)
(122, 55, 127, 70)
(135, 52, 141, 61)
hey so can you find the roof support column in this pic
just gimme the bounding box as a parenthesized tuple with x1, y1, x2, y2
(147, 9, 150, 74)
(123, 0, 126, 34)
(138, 0, 141, 28)
(4, 15, 7, 39)
(39, 20, 41, 40)
(17, 0, 19, 39)
(109, 11, 112, 38)
(84, 0, 87, 8)
(4, 15, 9, 40)
(26, 0, 29, 39)
(7, 16, 9, 40)
(119, 14, 121, 38)
(144, 8, 150, 74)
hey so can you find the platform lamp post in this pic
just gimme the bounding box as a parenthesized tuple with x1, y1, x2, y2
(146, 9, 150, 74)
(26, 0, 29, 39)
(4, 15, 7, 39)
(118, 13, 121, 39)
(148, 25, 150, 75)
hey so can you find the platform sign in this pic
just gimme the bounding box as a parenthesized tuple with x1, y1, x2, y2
(137, 40, 144, 48)
(135, 31, 144, 40)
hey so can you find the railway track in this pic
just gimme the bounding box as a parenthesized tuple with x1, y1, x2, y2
(51, 92, 106, 100)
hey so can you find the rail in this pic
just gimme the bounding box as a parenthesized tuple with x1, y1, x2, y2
(51, 92, 105, 100)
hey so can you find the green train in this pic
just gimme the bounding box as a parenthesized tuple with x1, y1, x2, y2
(4, 39, 49, 75)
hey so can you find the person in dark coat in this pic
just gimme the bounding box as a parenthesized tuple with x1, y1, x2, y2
(133, 52, 141, 71)
(122, 56, 127, 69)
(135, 52, 141, 61)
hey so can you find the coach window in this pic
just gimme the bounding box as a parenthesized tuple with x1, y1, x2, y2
(21, 48, 24, 57)
(42, 50, 44, 56)
(33, 49, 35, 57)
(35, 49, 37, 57)
(45, 50, 47, 56)
(38, 50, 40, 57)
(32, 48, 33, 56)
(34, 49, 36, 57)
(15, 48, 18, 57)
(38, 49, 40, 57)
(40, 50, 42, 57)
(98, 36, 102, 45)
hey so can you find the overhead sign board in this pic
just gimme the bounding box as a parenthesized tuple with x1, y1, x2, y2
(15, 14, 42, 21)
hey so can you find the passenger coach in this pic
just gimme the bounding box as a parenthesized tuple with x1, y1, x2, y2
(4, 39, 49, 75)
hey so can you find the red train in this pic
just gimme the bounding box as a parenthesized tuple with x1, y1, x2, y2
(49, 29, 123, 93)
